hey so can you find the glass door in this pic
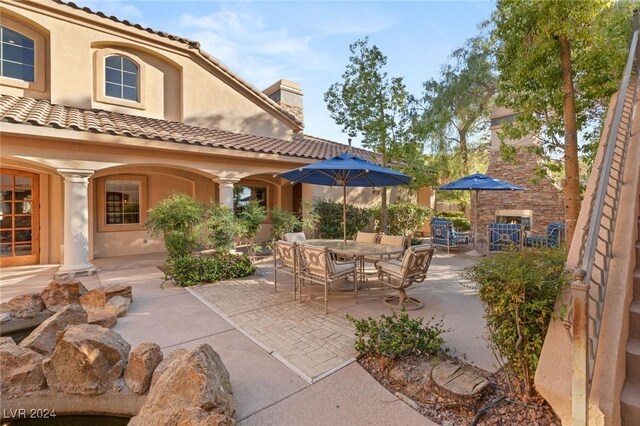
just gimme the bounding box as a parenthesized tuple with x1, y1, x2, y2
(0, 169, 39, 267)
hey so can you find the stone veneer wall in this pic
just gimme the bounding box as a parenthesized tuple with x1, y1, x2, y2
(475, 150, 564, 237)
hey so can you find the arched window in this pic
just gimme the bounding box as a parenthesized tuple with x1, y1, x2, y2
(0, 26, 35, 82)
(105, 55, 138, 101)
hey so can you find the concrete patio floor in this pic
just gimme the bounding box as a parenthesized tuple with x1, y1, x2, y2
(0, 249, 494, 425)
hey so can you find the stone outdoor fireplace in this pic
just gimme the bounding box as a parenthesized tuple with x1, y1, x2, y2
(474, 107, 564, 240)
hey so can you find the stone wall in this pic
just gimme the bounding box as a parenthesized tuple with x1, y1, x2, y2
(475, 150, 564, 237)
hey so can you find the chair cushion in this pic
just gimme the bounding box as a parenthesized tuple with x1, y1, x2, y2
(331, 260, 356, 277)
(284, 232, 306, 243)
(376, 259, 403, 279)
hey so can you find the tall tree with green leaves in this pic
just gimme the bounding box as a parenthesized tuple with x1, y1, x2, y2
(491, 0, 636, 242)
(413, 37, 496, 178)
(324, 37, 413, 232)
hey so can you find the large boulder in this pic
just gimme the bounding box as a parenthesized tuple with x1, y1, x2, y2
(104, 296, 130, 318)
(40, 280, 87, 312)
(19, 305, 88, 356)
(0, 339, 47, 398)
(42, 324, 130, 395)
(129, 344, 235, 425)
(80, 284, 132, 312)
(151, 348, 188, 388)
(0, 293, 49, 319)
(124, 342, 163, 395)
(87, 311, 118, 328)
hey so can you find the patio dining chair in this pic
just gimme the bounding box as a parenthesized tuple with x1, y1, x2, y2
(487, 223, 524, 251)
(525, 222, 565, 248)
(283, 232, 306, 243)
(374, 244, 435, 310)
(274, 240, 299, 299)
(355, 231, 378, 243)
(361, 234, 407, 280)
(299, 244, 357, 313)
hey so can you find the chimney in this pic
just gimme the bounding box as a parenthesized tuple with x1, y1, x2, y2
(263, 79, 304, 126)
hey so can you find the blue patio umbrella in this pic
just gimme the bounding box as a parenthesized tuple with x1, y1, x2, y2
(438, 172, 525, 256)
(276, 153, 412, 242)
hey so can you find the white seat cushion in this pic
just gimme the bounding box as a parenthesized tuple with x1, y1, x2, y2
(376, 259, 403, 279)
(331, 260, 355, 277)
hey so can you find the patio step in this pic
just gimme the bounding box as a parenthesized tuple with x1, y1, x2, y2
(627, 338, 640, 383)
(621, 380, 640, 425)
(631, 301, 640, 340)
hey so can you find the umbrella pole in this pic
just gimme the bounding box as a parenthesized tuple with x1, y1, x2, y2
(343, 183, 347, 243)
(465, 189, 484, 257)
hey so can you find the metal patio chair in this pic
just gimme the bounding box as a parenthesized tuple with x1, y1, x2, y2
(374, 244, 435, 310)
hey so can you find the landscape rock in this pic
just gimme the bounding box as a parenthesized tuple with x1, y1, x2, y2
(104, 296, 130, 318)
(150, 348, 188, 388)
(80, 284, 132, 312)
(0, 336, 16, 346)
(0, 293, 49, 319)
(432, 362, 489, 400)
(129, 344, 235, 425)
(124, 342, 163, 395)
(0, 339, 47, 398)
(40, 280, 87, 312)
(19, 305, 88, 356)
(42, 324, 131, 395)
(87, 311, 118, 328)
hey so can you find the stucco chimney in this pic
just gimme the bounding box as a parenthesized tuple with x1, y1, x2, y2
(263, 79, 304, 126)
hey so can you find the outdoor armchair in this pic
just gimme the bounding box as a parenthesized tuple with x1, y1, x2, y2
(430, 218, 470, 253)
(525, 222, 565, 248)
(374, 244, 435, 310)
(299, 244, 357, 314)
(487, 223, 524, 251)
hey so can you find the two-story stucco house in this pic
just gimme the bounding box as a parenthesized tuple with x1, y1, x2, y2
(0, 0, 395, 273)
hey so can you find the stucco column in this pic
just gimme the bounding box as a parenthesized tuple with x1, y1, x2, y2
(57, 169, 95, 275)
(216, 178, 239, 209)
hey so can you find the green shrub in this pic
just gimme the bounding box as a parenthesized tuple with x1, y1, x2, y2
(269, 208, 301, 242)
(236, 200, 267, 241)
(145, 193, 206, 258)
(461, 248, 569, 397)
(373, 202, 433, 236)
(436, 210, 466, 218)
(164, 252, 255, 287)
(205, 203, 240, 252)
(313, 199, 373, 239)
(347, 311, 447, 359)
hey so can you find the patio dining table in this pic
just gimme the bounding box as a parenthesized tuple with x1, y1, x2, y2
(302, 239, 405, 290)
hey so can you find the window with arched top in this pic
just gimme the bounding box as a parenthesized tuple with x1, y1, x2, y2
(0, 26, 35, 82)
(104, 55, 138, 101)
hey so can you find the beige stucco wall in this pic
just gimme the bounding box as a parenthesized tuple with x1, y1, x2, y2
(0, 0, 296, 139)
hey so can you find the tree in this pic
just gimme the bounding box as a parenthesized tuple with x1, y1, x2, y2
(413, 37, 496, 177)
(324, 38, 414, 232)
(491, 0, 636, 242)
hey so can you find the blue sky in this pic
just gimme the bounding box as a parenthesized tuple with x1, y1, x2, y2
(74, 0, 495, 147)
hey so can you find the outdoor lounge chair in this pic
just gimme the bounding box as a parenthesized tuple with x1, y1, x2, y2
(299, 244, 357, 314)
(374, 244, 435, 310)
(525, 222, 565, 248)
(430, 218, 470, 253)
(487, 223, 524, 251)
(283, 232, 306, 243)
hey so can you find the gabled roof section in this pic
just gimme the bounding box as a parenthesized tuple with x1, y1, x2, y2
(0, 95, 378, 163)
(33, 0, 303, 129)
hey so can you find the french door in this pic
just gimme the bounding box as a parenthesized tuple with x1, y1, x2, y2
(0, 169, 39, 267)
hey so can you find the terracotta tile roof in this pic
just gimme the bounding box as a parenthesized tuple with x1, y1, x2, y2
(48, 0, 303, 128)
(0, 95, 378, 163)
(52, 0, 201, 48)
